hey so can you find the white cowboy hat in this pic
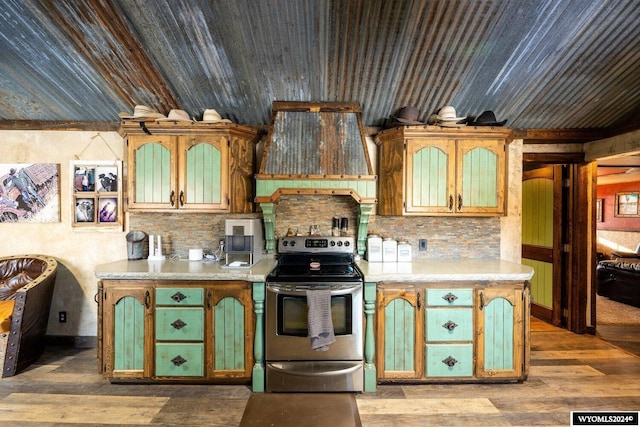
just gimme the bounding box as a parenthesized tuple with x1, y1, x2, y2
(198, 109, 232, 123)
(155, 109, 193, 122)
(119, 105, 165, 120)
(435, 105, 466, 122)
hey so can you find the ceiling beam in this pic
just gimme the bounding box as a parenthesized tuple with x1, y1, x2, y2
(512, 128, 610, 144)
(584, 129, 640, 161)
(0, 120, 118, 131)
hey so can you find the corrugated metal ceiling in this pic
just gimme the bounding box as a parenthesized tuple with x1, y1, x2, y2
(0, 0, 638, 131)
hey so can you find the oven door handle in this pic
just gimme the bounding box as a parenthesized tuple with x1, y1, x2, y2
(267, 362, 362, 377)
(266, 284, 362, 296)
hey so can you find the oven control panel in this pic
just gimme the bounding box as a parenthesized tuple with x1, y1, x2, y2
(278, 236, 354, 253)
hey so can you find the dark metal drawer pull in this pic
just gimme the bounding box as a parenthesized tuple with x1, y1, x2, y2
(171, 292, 187, 303)
(442, 320, 458, 331)
(442, 293, 458, 303)
(171, 355, 187, 366)
(171, 319, 187, 330)
(442, 356, 458, 367)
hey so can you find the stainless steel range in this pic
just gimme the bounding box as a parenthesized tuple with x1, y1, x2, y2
(265, 236, 364, 392)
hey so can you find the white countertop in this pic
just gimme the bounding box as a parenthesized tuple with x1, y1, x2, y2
(94, 257, 277, 282)
(356, 258, 534, 282)
(95, 257, 533, 283)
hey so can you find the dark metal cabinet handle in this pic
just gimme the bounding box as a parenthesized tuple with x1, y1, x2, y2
(442, 356, 458, 367)
(207, 291, 212, 310)
(171, 355, 187, 366)
(479, 291, 485, 310)
(179, 190, 185, 206)
(442, 320, 458, 331)
(448, 195, 453, 211)
(457, 194, 462, 210)
(171, 292, 187, 303)
(171, 319, 187, 330)
(144, 290, 150, 309)
(442, 292, 458, 303)
(417, 292, 421, 310)
(170, 190, 175, 206)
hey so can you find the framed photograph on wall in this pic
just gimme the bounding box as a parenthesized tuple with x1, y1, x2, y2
(71, 160, 123, 230)
(596, 198, 603, 222)
(614, 192, 640, 217)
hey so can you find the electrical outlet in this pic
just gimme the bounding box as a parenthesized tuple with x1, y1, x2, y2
(58, 311, 67, 323)
(419, 239, 427, 252)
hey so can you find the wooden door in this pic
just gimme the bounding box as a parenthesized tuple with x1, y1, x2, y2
(521, 166, 563, 325)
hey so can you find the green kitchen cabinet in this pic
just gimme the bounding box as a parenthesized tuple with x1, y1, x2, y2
(376, 282, 529, 383)
(376, 126, 510, 216)
(476, 285, 529, 380)
(120, 122, 258, 213)
(99, 281, 153, 379)
(376, 286, 422, 380)
(99, 280, 254, 383)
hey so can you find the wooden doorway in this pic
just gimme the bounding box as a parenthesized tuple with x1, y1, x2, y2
(522, 154, 596, 334)
(522, 165, 564, 326)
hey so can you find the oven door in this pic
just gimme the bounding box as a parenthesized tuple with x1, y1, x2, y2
(265, 282, 363, 361)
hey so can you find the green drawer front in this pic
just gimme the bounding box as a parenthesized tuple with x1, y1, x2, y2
(155, 307, 204, 341)
(425, 344, 473, 377)
(425, 308, 473, 342)
(155, 343, 204, 377)
(425, 289, 473, 307)
(156, 288, 204, 306)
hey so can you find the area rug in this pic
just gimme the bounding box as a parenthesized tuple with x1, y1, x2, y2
(239, 393, 362, 427)
(597, 295, 640, 325)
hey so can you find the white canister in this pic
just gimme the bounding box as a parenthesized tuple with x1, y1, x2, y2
(397, 241, 412, 262)
(188, 248, 203, 261)
(366, 235, 383, 262)
(382, 238, 397, 262)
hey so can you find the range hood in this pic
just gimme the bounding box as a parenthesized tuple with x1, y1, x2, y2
(255, 101, 377, 254)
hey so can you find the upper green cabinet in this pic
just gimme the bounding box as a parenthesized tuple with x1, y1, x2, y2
(120, 122, 259, 213)
(376, 126, 511, 216)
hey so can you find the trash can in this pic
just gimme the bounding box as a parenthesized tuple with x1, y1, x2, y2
(126, 230, 148, 260)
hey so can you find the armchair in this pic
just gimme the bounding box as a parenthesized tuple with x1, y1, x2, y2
(0, 255, 57, 377)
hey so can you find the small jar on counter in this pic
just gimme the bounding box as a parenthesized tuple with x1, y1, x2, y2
(382, 238, 397, 262)
(397, 241, 412, 262)
(366, 235, 383, 262)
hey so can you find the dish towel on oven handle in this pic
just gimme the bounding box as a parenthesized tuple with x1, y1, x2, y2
(306, 289, 336, 351)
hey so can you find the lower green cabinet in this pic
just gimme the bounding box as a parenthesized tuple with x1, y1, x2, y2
(99, 280, 254, 383)
(155, 343, 204, 377)
(425, 344, 473, 377)
(376, 282, 529, 383)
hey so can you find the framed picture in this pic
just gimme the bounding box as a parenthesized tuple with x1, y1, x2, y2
(71, 160, 123, 230)
(0, 163, 60, 223)
(596, 198, 603, 222)
(614, 192, 640, 217)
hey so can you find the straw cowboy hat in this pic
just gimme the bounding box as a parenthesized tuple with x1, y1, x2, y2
(433, 105, 467, 127)
(469, 110, 507, 126)
(198, 109, 232, 123)
(155, 109, 193, 122)
(390, 106, 423, 125)
(118, 105, 165, 120)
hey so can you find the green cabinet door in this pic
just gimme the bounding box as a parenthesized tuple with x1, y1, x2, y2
(476, 287, 524, 379)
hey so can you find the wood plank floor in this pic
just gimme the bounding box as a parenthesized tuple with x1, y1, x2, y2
(0, 318, 639, 426)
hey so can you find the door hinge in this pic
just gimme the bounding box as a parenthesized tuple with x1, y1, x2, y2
(562, 179, 570, 188)
(562, 244, 570, 253)
(227, 138, 231, 147)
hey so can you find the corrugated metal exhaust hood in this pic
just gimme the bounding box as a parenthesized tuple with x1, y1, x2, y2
(255, 101, 377, 254)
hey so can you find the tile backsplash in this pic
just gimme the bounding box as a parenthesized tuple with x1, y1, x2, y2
(130, 194, 500, 259)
